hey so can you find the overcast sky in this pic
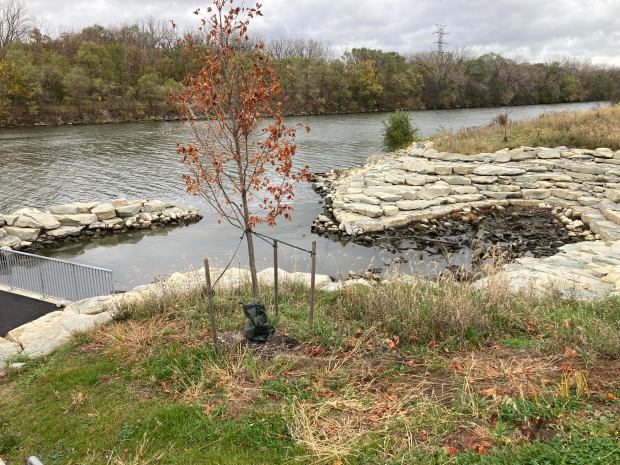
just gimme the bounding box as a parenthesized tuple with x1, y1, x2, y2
(26, 0, 620, 65)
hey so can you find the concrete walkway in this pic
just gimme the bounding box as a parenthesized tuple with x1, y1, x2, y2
(0, 290, 56, 335)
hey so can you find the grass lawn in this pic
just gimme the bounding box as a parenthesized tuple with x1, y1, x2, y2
(1, 278, 619, 464)
(432, 104, 620, 154)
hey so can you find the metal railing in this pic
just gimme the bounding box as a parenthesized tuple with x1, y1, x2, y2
(0, 249, 114, 302)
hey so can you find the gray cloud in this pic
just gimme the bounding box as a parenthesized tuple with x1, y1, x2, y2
(26, 0, 620, 65)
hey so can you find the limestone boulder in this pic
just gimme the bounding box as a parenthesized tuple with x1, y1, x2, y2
(45, 225, 84, 238)
(75, 202, 101, 213)
(111, 198, 129, 208)
(453, 185, 478, 194)
(58, 311, 113, 334)
(0, 235, 21, 248)
(401, 159, 437, 174)
(288, 272, 332, 289)
(470, 175, 498, 184)
(382, 205, 399, 216)
(510, 151, 537, 161)
(3, 226, 40, 242)
(91, 203, 116, 220)
(404, 175, 432, 186)
(451, 194, 484, 203)
(14, 208, 60, 230)
(0, 337, 22, 368)
(417, 182, 452, 200)
(116, 203, 142, 217)
(7, 311, 113, 357)
(603, 209, 620, 226)
(142, 200, 169, 213)
(537, 150, 561, 159)
(551, 189, 582, 201)
(606, 190, 620, 203)
(396, 198, 441, 211)
(441, 175, 471, 185)
(7, 311, 69, 357)
(522, 189, 550, 200)
(63, 295, 115, 315)
(49, 203, 80, 215)
(257, 267, 291, 286)
(363, 186, 403, 202)
(348, 203, 383, 218)
(344, 194, 381, 205)
(472, 165, 526, 176)
(54, 213, 98, 226)
(594, 148, 614, 158)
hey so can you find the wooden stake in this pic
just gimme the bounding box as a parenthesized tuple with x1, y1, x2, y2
(273, 239, 279, 318)
(204, 258, 218, 348)
(309, 240, 317, 333)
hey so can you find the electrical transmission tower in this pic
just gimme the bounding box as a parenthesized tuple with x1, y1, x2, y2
(433, 24, 449, 54)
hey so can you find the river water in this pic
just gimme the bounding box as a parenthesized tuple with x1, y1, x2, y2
(0, 101, 609, 290)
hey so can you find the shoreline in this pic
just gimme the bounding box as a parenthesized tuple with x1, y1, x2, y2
(0, 100, 610, 130)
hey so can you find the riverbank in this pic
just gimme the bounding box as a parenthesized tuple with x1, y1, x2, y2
(0, 270, 618, 464)
(0, 101, 612, 129)
(0, 199, 201, 252)
(434, 104, 620, 153)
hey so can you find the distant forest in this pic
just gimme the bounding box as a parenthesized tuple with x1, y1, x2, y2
(1, 1, 619, 126)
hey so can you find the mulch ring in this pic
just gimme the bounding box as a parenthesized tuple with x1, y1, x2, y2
(217, 330, 302, 356)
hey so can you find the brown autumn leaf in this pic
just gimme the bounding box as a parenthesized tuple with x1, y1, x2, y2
(384, 336, 400, 350)
(159, 381, 171, 395)
(564, 346, 578, 358)
(305, 345, 324, 357)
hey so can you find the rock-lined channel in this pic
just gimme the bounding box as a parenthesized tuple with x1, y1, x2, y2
(313, 142, 620, 297)
(0, 199, 201, 251)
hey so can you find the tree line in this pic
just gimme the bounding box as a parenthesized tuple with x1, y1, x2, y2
(0, 0, 619, 126)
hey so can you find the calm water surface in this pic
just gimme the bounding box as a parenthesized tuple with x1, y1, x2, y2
(0, 101, 609, 289)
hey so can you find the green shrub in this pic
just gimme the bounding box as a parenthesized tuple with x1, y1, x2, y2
(383, 110, 418, 151)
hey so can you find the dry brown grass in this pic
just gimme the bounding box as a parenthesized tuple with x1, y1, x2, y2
(87, 313, 189, 363)
(433, 104, 620, 154)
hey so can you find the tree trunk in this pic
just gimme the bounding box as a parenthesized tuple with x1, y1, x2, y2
(245, 224, 260, 300)
(241, 192, 260, 300)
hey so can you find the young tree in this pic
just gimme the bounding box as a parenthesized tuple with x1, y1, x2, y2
(174, 1, 310, 300)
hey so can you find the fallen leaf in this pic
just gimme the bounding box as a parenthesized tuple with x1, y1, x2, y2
(564, 347, 578, 358)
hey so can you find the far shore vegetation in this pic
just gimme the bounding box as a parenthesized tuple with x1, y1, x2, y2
(1, 276, 619, 464)
(1, 0, 619, 126)
(433, 104, 620, 154)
